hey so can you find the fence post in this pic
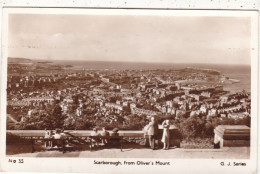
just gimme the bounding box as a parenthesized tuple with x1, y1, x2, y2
(31, 137, 34, 153)
(62, 139, 66, 154)
(90, 138, 92, 151)
(120, 137, 123, 152)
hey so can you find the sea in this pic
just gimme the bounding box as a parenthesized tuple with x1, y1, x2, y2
(52, 60, 251, 94)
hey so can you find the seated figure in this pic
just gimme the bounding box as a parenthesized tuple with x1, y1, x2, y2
(90, 127, 101, 147)
(100, 127, 110, 145)
(109, 128, 121, 147)
(52, 129, 63, 148)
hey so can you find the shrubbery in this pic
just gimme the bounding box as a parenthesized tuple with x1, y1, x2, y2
(174, 115, 250, 140)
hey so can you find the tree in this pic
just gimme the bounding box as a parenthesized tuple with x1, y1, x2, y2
(123, 106, 131, 114)
(236, 116, 250, 127)
(109, 96, 122, 103)
(51, 104, 65, 129)
(39, 104, 66, 129)
(204, 117, 220, 137)
(123, 114, 146, 130)
(72, 95, 79, 105)
(180, 115, 206, 139)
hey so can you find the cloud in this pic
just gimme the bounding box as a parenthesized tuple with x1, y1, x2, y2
(8, 14, 251, 64)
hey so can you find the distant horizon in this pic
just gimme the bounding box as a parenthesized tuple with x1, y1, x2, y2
(8, 57, 251, 66)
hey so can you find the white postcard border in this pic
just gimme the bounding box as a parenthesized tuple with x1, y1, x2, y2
(0, 8, 258, 174)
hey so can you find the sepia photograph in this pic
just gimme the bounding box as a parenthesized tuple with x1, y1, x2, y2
(0, 8, 258, 173)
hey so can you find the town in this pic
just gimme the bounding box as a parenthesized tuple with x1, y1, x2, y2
(6, 58, 251, 139)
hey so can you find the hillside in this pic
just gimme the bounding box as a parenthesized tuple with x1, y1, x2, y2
(8, 57, 32, 63)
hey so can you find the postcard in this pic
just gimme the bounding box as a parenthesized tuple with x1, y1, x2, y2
(0, 8, 258, 174)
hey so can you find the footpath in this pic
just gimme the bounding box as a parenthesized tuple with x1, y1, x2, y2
(7, 147, 250, 159)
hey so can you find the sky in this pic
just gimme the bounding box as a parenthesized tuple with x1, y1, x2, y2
(8, 13, 251, 64)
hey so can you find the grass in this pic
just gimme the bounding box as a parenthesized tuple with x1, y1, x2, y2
(181, 138, 214, 149)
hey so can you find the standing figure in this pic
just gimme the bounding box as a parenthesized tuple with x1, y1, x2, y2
(147, 117, 159, 150)
(161, 119, 170, 150)
(50, 130, 54, 147)
(44, 129, 51, 148)
(143, 120, 150, 147)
